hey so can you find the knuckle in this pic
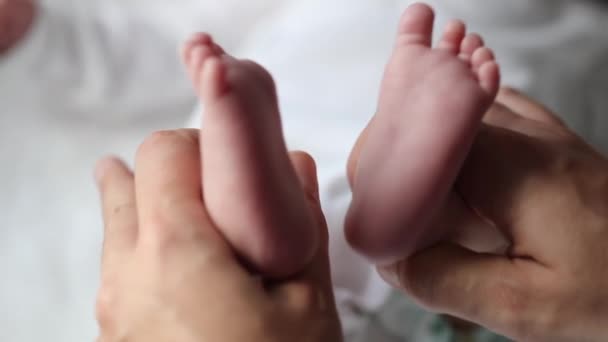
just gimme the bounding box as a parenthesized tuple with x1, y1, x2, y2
(137, 129, 199, 158)
(529, 284, 569, 339)
(143, 198, 204, 247)
(143, 215, 181, 247)
(492, 282, 534, 338)
(141, 130, 177, 148)
(155, 196, 194, 228)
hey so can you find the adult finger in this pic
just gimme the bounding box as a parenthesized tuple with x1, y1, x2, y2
(482, 102, 564, 143)
(438, 191, 509, 255)
(457, 124, 566, 266)
(497, 87, 567, 129)
(95, 156, 137, 266)
(134, 129, 228, 254)
(290, 151, 321, 203)
(378, 243, 548, 339)
(272, 152, 338, 316)
(347, 119, 374, 188)
(289, 151, 329, 267)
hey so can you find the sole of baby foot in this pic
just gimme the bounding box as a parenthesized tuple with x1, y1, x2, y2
(347, 3, 500, 264)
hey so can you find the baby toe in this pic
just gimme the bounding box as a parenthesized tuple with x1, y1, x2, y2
(471, 47, 495, 72)
(437, 20, 466, 54)
(478, 61, 501, 97)
(396, 3, 436, 47)
(459, 33, 484, 63)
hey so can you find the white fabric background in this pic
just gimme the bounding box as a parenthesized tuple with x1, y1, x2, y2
(1, 0, 607, 341)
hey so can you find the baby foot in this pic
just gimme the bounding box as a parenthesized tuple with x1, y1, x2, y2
(346, 3, 500, 264)
(181, 34, 318, 277)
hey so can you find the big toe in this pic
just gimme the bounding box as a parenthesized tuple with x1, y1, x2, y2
(396, 3, 436, 47)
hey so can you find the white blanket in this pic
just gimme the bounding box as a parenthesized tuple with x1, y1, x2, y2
(1, 0, 607, 341)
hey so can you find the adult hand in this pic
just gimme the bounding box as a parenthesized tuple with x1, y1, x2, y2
(0, 0, 35, 54)
(373, 89, 608, 341)
(94, 130, 342, 342)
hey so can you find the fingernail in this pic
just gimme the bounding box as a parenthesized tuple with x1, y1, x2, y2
(94, 157, 118, 185)
(292, 152, 320, 200)
(377, 265, 402, 288)
(499, 86, 519, 95)
(94, 161, 107, 185)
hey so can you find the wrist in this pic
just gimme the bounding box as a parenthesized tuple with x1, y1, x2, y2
(0, 0, 36, 55)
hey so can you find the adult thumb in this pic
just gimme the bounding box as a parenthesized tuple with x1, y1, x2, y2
(278, 152, 337, 304)
(378, 242, 538, 339)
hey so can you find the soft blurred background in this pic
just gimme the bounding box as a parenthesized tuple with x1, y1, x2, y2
(1, 0, 607, 341)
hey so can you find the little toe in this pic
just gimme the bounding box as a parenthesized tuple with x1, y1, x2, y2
(437, 20, 466, 54)
(471, 47, 495, 72)
(459, 33, 484, 63)
(396, 3, 436, 47)
(478, 61, 501, 96)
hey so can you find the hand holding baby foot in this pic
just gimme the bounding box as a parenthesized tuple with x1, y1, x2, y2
(0, 0, 36, 54)
(377, 91, 608, 341)
(180, 34, 319, 277)
(94, 134, 342, 342)
(346, 3, 500, 264)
